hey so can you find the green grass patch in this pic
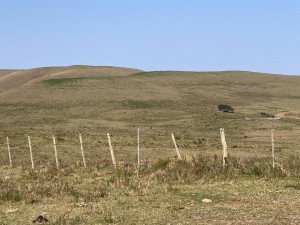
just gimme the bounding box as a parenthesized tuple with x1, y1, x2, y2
(42, 76, 117, 87)
(43, 78, 82, 86)
(121, 99, 160, 109)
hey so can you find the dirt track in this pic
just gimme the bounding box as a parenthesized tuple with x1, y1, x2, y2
(275, 111, 300, 119)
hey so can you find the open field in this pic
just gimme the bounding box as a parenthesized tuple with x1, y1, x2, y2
(0, 66, 300, 224)
(1, 157, 300, 224)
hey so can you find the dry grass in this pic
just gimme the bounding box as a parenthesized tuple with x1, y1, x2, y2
(1, 156, 300, 224)
(0, 70, 19, 77)
(0, 66, 300, 224)
(0, 66, 141, 96)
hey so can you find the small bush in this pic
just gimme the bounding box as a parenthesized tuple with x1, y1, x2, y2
(107, 167, 135, 188)
(193, 138, 206, 145)
(241, 157, 286, 178)
(0, 182, 23, 202)
(285, 155, 300, 176)
(218, 104, 234, 113)
(151, 158, 171, 171)
(260, 112, 275, 118)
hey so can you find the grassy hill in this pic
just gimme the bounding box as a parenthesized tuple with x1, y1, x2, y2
(0, 67, 299, 164)
(0, 66, 141, 95)
(1, 66, 300, 224)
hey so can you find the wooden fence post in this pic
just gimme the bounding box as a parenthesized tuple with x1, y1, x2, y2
(107, 133, 116, 168)
(137, 128, 141, 167)
(220, 128, 228, 166)
(171, 133, 182, 160)
(79, 134, 86, 167)
(6, 137, 12, 167)
(27, 135, 34, 169)
(271, 129, 275, 168)
(52, 135, 59, 169)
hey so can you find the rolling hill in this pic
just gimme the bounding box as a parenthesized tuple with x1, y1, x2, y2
(0, 66, 299, 165)
(0, 66, 142, 96)
(1, 66, 300, 224)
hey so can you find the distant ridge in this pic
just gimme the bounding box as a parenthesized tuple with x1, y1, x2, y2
(0, 66, 143, 95)
(1, 65, 300, 99)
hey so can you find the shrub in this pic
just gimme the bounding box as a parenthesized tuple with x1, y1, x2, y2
(260, 112, 275, 118)
(218, 104, 234, 113)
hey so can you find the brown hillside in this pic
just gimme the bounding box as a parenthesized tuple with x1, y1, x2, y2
(0, 69, 19, 77)
(0, 66, 142, 95)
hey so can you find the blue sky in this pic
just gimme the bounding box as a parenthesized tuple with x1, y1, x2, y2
(1, 0, 299, 74)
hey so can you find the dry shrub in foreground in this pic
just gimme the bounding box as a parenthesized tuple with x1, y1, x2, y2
(139, 154, 298, 182)
(1, 154, 300, 205)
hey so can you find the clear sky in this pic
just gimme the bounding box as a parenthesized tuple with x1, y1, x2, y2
(1, 0, 299, 75)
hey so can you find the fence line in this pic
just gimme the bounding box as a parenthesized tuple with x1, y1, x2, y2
(1, 128, 283, 169)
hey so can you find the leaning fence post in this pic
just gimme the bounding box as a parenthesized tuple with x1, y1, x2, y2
(52, 135, 59, 169)
(171, 133, 182, 160)
(6, 137, 12, 167)
(137, 128, 141, 167)
(27, 135, 34, 169)
(79, 134, 86, 167)
(271, 129, 275, 168)
(220, 128, 228, 166)
(107, 133, 116, 168)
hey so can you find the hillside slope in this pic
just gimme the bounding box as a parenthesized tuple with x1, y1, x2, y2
(0, 67, 299, 165)
(0, 69, 19, 77)
(0, 67, 300, 225)
(0, 66, 142, 95)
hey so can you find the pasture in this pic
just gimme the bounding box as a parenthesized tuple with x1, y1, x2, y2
(1, 66, 300, 224)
